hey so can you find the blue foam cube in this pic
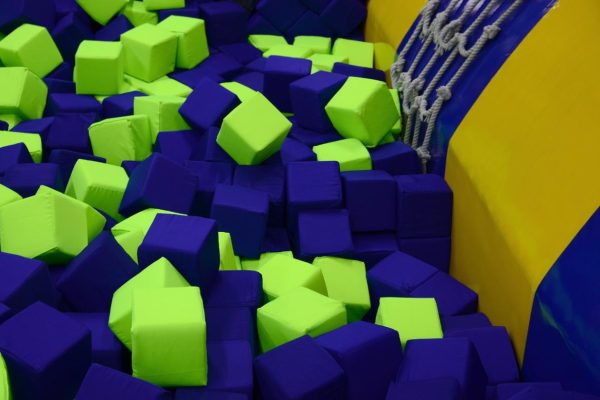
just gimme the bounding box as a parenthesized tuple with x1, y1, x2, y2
(48, 150, 106, 183)
(46, 93, 102, 117)
(46, 113, 95, 153)
(296, 209, 353, 260)
(94, 15, 133, 41)
(264, 56, 312, 113)
(198, 1, 248, 46)
(441, 313, 492, 334)
(352, 232, 399, 269)
(255, 0, 306, 32)
(321, 0, 366, 36)
(398, 236, 451, 273)
(370, 142, 420, 176)
(185, 160, 234, 216)
(279, 137, 316, 164)
(0, 143, 33, 175)
(411, 271, 478, 316)
(386, 378, 461, 400)
(233, 165, 286, 226)
(101, 91, 146, 119)
(180, 77, 240, 131)
(3, 163, 63, 197)
(155, 130, 205, 163)
(203, 271, 263, 310)
(343, 170, 396, 232)
(332, 62, 386, 82)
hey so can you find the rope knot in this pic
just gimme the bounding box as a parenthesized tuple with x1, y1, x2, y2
(484, 25, 501, 40)
(437, 86, 452, 101)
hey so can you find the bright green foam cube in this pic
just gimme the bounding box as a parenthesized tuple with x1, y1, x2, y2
(221, 82, 257, 103)
(133, 95, 189, 143)
(293, 36, 331, 55)
(125, 74, 192, 97)
(77, 0, 129, 25)
(0, 131, 42, 162)
(132, 286, 207, 386)
(109, 257, 189, 349)
(389, 89, 402, 136)
(0, 67, 47, 120)
(378, 132, 396, 145)
(158, 16, 208, 69)
(89, 114, 152, 165)
(263, 45, 311, 59)
(240, 251, 294, 272)
(144, 0, 184, 10)
(248, 35, 287, 52)
(0, 184, 22, 208)
(313, 138, 372, 172)
(313, 256, 370, 322)
(75, 41, 124, 96)
(259, 254, 327, 301)
(66, 160, 129, 220)
(325, 77, 400, 147)
(332, 39, 374, 68)
(121, 23, 178, 82)
(257, 287, 347, 352)
(0, 354, 9, 400)
(309, 53, 348, 72)
(0, 24, 62, 79)
(217, 93, 291, 165)
(122, 1, 158, 26)
(375, 297, 443, 347)
(114, 229, 146, 263)
(0, 189, 103, 264)
(218, 231, 240, 271)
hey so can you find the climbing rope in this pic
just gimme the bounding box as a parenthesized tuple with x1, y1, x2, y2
(391, 0, 524, 171)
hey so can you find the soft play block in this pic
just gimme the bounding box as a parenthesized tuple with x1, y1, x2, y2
(313, 138, 371, 172)
(205, 306, 255, 347)
(0, 0, 56, 32)
(397, 338, 488, 400)
(411, 269, 478, 316)
(218, 42, 262, 65)
(446, 327, 519, 385)
(280, 137, 316, 163)
(263, 44, 311, 59)
(233, 165, 285, 226)
(0, 24, 62, 78)
(76, 0, 129, 25)
(0, 252, 55, 312)
(255, 0, 305, 32)
(296, 209, 354, 260)
(121, 23, 178, 82)
(179, 77, 240, 131)
(143, 0, 184, 11)
(321, 0, 366, 36)
(0, 302, 91, 400)
(0, 68, 47, 120)
(109, 257, 189, 349)
(288, 124, 343, 147)
(2, 163, 63, 197)
(313, 257, 370, 322)
(222, 82, 258, 102)
(262, 227, 291, 253)
(57, 232, 139, 312)
(125, 73, 192, 97)
(172, 53, 242, 86)
(495, 382, 563, 400)
(386, 378, 461, 400)
(316, 321, 402, 400)
(210, 184, 269, 258)
(293, 35, 331, 54)
(286, 10, 334, 39)
(46, 113, 94, 154)
(398, 236, 451, 273)
(325, 76, 399, 147)
(88, 115, 152, 165)
(121, 1, 158, 26)
(95, 15, 133, 41)
(196, 340, 253, 396)
(119, 153, 197, 215)
(66, 313, 128, 371)
(12, 117, 53, 144)
(138, 213, 220, 287)
(66, 159, 129, 220)
(248, 34, 287, 52)
(203, 127, 237, 164)
(263, 55, 311, 113)
(185, 160, 233, 216)
(76, 363, 171, 400)
(218, 232, 239, 271)
(310, 53, 348, 72)
(216, 92, 291, 165)
(332, 38, 374, 68)
(286, 161, 342, 226)
(259, 253, 326, 300)
(0, 143, 32, 175)
(395, 174, 453, 238)
(48, 150, 106, 183)
(332, 62, 386, 82)
(158, 16, 209, 69)
(290, 71, 346, 132)
(46, 93, 102, 116)
(133, 95, 189, 142)
(257, 287, 346, 351)
(246, 13, 281, 35)
(102, 91, 146, 118)
(156, 130, 204, 162)
(198, 1, 247, 46)
(370, 141, 421, 175)
(0, 184, 22, 208)
(441, 313, 492, 334)
(50, 13, 94, 64)
(343, 170, 396, 232)
(131, 287, 207, 386)
(255, 335, 345, 400)
(74, 40, 124, 95)
(158, 6, 200, 21)
(203, 271, 262, 309)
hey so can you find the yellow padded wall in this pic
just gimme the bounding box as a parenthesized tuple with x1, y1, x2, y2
(365, 0, 426, 47)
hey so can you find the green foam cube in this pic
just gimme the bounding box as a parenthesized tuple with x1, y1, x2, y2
(217, 93, 291, 165)
(0, 188, 104, 264)
(293, 36, 331, 55)
(121, 23, 178, 82)
(263, 45, 311, 59)
(258, 254, 327, 301)
(309, 53, 348, 72)
(0, 24, 62, 79)
(77, 0, 129, 25)
(144, 0, 184, 10)
(65, 160, 129, 220)
(313, 138, 372, 172)
(122, 1, 158, 26)
(325, 77, 400, 147)
(0, 67, 47, 120)
(0, 354, 9, 400)
(248, 35, 287, 52)
(218, 231, 240, 271)
(0, 184, 22, 208)
(389, 89, 402, 136)
(133, 95, 189, 143)
(240, 251, 294, 272)
(109, 257, 189, 349)
(89, 114, 153, 165)
(221, 82, 257, 103)
(257, 287, 346, 352)
(0, 131, 42, 162)
(378, 132, 396, 145)
(75, 41, 124, 96)
(131, 286, 207, 386)
(375, 297, 443, 347)
(313, 256, 370, 322)
(332, 38, 374, 68)
(125, 74, 192, 97)
(114, 229, 146, 263)
(158, 16, 208, 69)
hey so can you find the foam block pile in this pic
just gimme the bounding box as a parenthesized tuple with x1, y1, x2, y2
(0, 1, 591, 400)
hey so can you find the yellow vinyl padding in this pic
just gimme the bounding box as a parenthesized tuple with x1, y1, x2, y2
(365, 0, 426, 48)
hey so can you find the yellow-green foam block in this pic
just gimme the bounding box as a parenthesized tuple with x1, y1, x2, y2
(77, 0, 129, 25)
(332, 38, 374, 68)
(143, 0, 184, 11)
(133, 95, 190, 143)
(158, 16, 209, 69)
(0, 67, 47, 120)
(75, 40, 124, 96)
(0, 354, 10, 400)
(0, 131, 42, 162)
(263, 45, 311, 59)
(248, 35, 287, 52)
(258, 253, 327, 301)
(88, 114, 153, 165)
(0, 184, 22, 208)
(125, 74, 192, 97)
(293, 36, 331, 55)
(221, 82, 257, 103)
(122, 1, 158, 26)
(313, 138, 372, 172)
(240, 251, 294, 272)
(218, 231, 240, 271)
(309, 53, 348, 72)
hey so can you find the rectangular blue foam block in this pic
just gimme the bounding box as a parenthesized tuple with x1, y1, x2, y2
(2, 163, 64, 197)
(158, 6, 200, 21)
(46, 93, 102, 118)
(288, 123, 343, 147)
(51, 12, 94, 63)
(0, 0, 57, 32)
(44, 78, 76, 94)
(279, 137, 316, 164)
(218, 43, 262, 65)
(203, 271, 263, 309)
(172, 53, 243, 86)
(0, 143, 33, 175)
(46, 113, 95, 154)
(332, 62, 386, 82)
(246, 13, 281, 36)
(48, 150, 106, 183)
(386, 378, 461, 400)
(398, 236, 451, 273)
(180, 78, 240, 131)
(202, 127, 236, 164)
(255, 0, 306, 32)
(94, 15, 133, 41)
(320, 0, 366, 36)
(198, 1, 248, 46)
(411, 271, 479, 316)
(286, 10, 333, 39)
(205, 306, 256, 349)
(261, 227, 291, 253)
(185, 160, 234, 217)
(120, 160, 140, 176)
(206, 340, 254, 397)
(441, 313, 492, 334)
(14, 117, 55, 144)
(155, 130, 205, 163)
(264, 56, 312, 113)
(233, 71, 264, 92)
(295, 209, 354, 260)
(351, 232, 399, 269)
(102, 91, 146, 119)
(234, 165, 286, 227)
(369, 142, 420, 176)
(0, 303, 11, 324)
